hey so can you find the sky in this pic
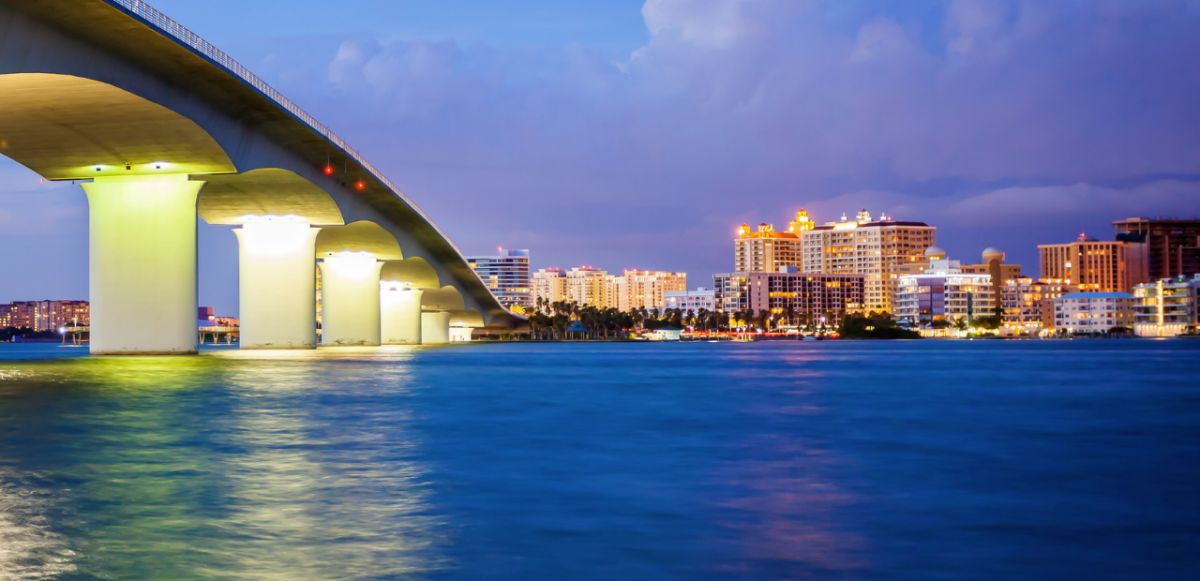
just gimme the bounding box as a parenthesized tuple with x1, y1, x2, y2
(3, 0, 1200, 316)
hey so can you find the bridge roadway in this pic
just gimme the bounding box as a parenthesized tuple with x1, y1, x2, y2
(0, 0, 522, 354)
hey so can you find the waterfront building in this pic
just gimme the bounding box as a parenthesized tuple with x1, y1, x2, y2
(733, 210, 815, 273)
(960, 247, 1022, 301)
(1052, 292, 1135, 334)
(0, 300, 90, 331)
(1038, 233, 1149, 293)
(1000, 278, 1078, 335)
(466, 248, 532, 311)
(895, 249, 995, 326)
(607, 270, 687, 312)
(664, 288, 716, 313)
(531, 268, 567, 310)
(1113, 217, 1200, 280)
(800, 209, 937, 315)
(713, 269, 864, 327)
(1132, 274, 1200, 337)
(565, 267, 609, 308)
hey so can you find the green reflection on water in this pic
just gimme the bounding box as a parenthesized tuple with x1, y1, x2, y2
(0, 349, 442, 580)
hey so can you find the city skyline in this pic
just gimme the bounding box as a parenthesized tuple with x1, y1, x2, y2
(4, 0, 1200, 317)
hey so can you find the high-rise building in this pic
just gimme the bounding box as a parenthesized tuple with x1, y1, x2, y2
(664, 288, 716, 313)
(0, 300, 90, 331)
(1052, 292, 1135, 334)
(607, 270, 687, 312)
(1112, 217, 1200, 280)
(1132, 274, 1200, 337)
(1038, 233, 1149, 293)
(733, 210, 815, 273)
(1000, 278, 1078, 335)
(960, 247, 1022, 301)
(800, 209, 937, 314)
(565, 267, 609, 308)
(531, 268, 567, 310)
(466, 248, 532, 311)
(713, 270, 864, 327)
(895, 249, 995, 326)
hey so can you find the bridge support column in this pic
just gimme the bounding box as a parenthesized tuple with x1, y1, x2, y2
(234, 218, 321, 349)
(83, 175, 203, 355)
(420, 311, 451, 344)
(320, 252, 383, 346)
(381, 284, 424, 345)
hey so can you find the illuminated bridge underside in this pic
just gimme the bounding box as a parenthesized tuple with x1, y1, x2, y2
(0, 0, 520, 352)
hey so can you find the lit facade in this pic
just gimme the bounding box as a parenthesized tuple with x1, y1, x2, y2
(895, 254, 995, 326)
(960, 247, 1022, 301)
(466, 248, 531, 310)
(713, 271, 865, 327)
(801, 209, 936, 315)
(664, 288, 716, 313)
(1000, 278, 1078, 335)
(1052, 292, 1135, 334)
(1113, 217, 1200, 280)
(565, 267, 609, 308)
(531, 268, 567, 309)
(1038, 234, 1149, 293)
(733, 210, 815, 273)
(1132, 274, 1200, 337)
(607, 270, 687, 311)
(0, 300, 90, 331)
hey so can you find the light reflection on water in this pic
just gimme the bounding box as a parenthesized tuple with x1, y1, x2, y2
(0, 341, 1199, 580)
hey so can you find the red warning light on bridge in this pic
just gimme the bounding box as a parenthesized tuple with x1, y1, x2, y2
(324, 165, 334, 175)
(356, 181, 366, 190)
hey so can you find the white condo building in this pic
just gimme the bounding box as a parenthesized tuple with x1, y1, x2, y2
(664, 288, 716, 313)
(895, 247, 995, 326)
(1052, 292, 1135, 334)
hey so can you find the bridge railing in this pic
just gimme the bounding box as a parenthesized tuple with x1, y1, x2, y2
(107, 0, 429, 225)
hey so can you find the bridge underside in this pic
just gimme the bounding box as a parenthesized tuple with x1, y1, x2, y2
(0, 0, 521, 352)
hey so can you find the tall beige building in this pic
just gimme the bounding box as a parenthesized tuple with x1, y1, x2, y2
(800, 209, 937, 314)
(733, 210, 815, 273)
(606, 270, 687, 312)
(564, 267, 609, 308)
(531, 268, 567, 310)
(1038, 234, 1149, 293)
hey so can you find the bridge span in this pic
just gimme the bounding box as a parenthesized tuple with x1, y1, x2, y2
(0, 0, 522, 354)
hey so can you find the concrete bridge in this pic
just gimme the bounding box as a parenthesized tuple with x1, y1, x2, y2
(0, 0, 521, 354)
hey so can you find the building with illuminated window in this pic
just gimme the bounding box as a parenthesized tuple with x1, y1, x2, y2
(0, 300, 90, 331)
(531, 268, 567, 310)
(1113, 217, 1200, 280)
(664, 288, 716, 313)
(565, 267, 609, 308)
(960, 247, 1022, 301)
(1132, 274, 1200, 337)
(1000, 278, 1079, 335)
(1052, 292, 1135, 334)
(606, 270, 687, 312)
(713, 269, 864, 326)
(895, 249, 995, 326)
(800, 209, 936, 315)
(733, 210, 816, 274)
(466, 248, 531, 311)
(1038, 233, 1149, 293)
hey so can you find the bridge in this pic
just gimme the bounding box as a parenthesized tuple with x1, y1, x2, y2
(0, 0, 522, 354)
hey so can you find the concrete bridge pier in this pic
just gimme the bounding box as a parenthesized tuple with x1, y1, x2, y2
(84, 175, 203, 355)
(421, 311, 452, 344)
(234, 217, 321, 349)
(381, 283, 424, 345)
(320, 252, 384, 346)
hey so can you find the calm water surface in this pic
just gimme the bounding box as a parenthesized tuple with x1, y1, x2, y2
(1, 340, 1198, 580)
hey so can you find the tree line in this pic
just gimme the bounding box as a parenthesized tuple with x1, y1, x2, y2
(526, 297, 850, 340)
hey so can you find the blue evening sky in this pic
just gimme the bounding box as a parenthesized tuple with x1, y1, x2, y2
(3, 0, 1200, 315)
